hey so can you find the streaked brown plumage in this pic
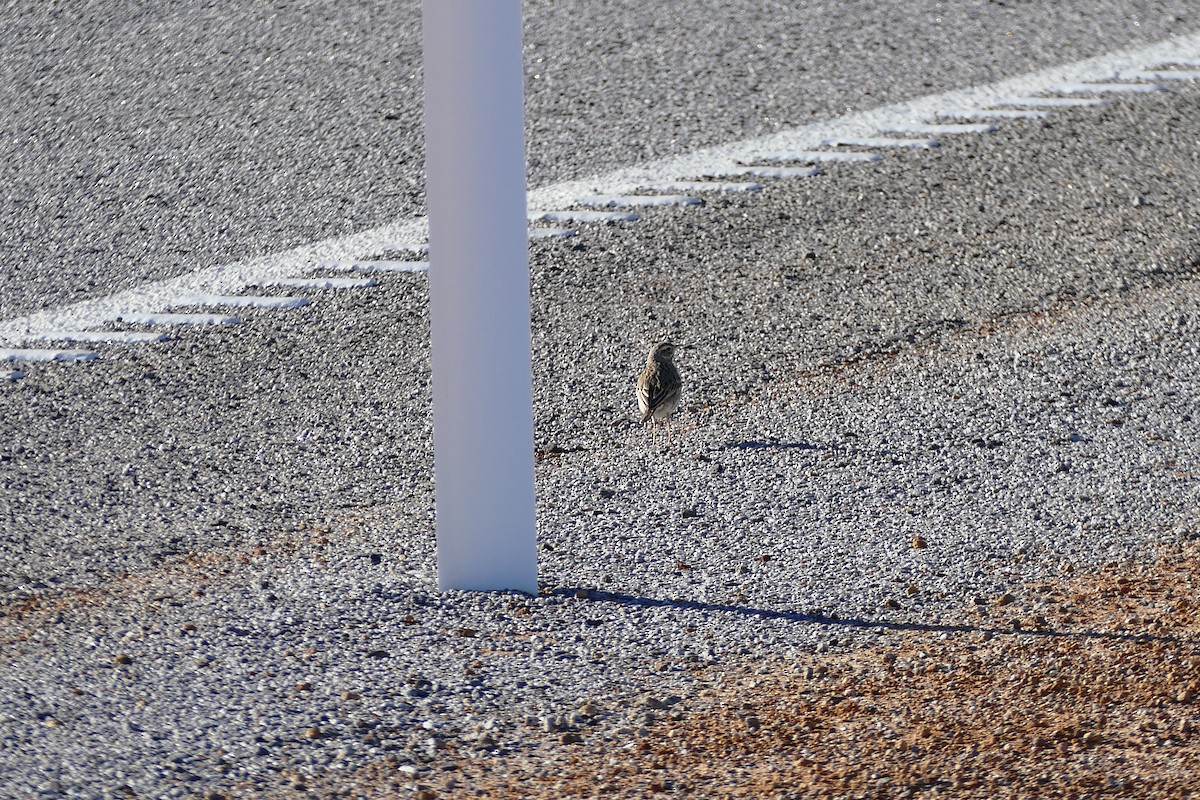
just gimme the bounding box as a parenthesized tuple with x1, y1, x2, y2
(636, 341, 682, 436)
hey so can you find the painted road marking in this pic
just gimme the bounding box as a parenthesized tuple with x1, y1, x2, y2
(1, 31, 1196, 347)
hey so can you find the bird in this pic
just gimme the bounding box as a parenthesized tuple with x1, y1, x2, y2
(636, 341, 682, 437)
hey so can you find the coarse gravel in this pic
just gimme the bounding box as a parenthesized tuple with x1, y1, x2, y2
(1, 80, 1199, 797)
(432, 540, 1200, 798)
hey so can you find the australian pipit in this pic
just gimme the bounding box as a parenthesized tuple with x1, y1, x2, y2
(636, 341, 682, 436)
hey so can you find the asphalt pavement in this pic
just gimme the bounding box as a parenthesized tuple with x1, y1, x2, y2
(1, 0, 1196, 318)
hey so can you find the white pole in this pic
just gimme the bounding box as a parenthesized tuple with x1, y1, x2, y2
(421, 0, 538, 593)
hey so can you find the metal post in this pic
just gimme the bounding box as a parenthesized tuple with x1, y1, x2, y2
(421, 0, 538, 593)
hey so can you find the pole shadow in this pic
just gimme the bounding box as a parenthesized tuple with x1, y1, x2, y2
(726, 440, 821, 451)
(552, 587, 1194, 647)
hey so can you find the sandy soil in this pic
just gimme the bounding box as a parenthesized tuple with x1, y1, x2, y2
(322, 539, 1200, 799)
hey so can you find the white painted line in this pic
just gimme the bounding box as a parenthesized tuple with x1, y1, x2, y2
(991, 96, 1108, 107)
(823, 136, 940, 149)
(0, 348, 98, 363)
(26, 330, 170, 344)
(1048, 81, 1165, 93)
(117, 313, 242, 326)
(321, 260, 431, 272)
(255, 277, 378, 289)
(176, 293, 312, 309)
(527, 227, 577, 239)
(935, 108, 1049, 119)
(882, 122, 998, 135)
(528, 209, 640, 223)
(1117, 69, 1200, 81)
(0, 214, 428, 341)
(739, 150, 882, 163)
(694, 165, 821, 179)
(575, 194, 702, 208)
(2, 31, 1197, 342)
(638, 181, 762, 193)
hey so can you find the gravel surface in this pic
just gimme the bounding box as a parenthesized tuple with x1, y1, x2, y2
(432, 540, 1200, 798)
(1, 1, 1196, 317)
(1, 77, 1199, 797)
